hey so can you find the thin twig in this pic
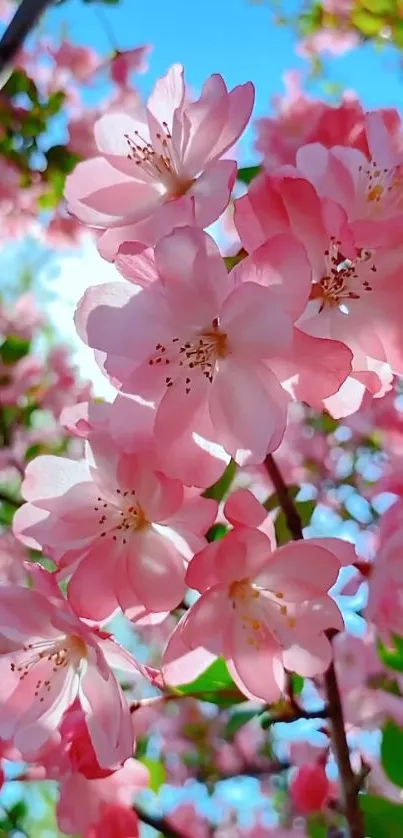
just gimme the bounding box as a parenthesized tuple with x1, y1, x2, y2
(0, 0, 53, 83)
(132, 804, 187, 838)
(264, 454, 303, 539)
(260, 705, 328, 728)
(196, 759, 290, 783)
(264, 453, 365, 838)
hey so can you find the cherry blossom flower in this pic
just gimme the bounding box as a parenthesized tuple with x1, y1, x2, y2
(107, 45, 152, 87)
(13, 426, 216, 620)
(255, 74, 373, 170)
(50, 41, 100, 82)
(65, 64, 254, 253)
(234, 171, 403, 408)
(366, 501, 403, 641)
(163, 504, 353, 701)
(57, 757, 149, 836)
(290, 763, 331, 814)
(76, 226, 351, 466)
(0, 582, 151, 766)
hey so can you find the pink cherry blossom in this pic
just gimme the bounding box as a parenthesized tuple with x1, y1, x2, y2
(50, 41, 100, 81)
(163, 517, 352, 701)
(65, 65, 254, 252)
(0, 582, 150, 767)
(107, 45, 152, 87)
(255, 74, 373, 170)
(0, 293, 43, 341)
(235, 171, 403, 400)
(0, 533, 27, 584)
(57, 757, 149, 835)
(290, 763, 331, 814)
(283, 111, 403, 250)
(366, 501, 403, 641)
(13, 425, 216, 620)
(76, 226, 351, 466)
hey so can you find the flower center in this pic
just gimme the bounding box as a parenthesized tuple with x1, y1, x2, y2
(95, 488, 150, 543)
(10, 634, 87, 703)
(149, 317, 228, 394)
(228, 577, 259, 604)
(311, 240, 376, 312)
(124, 123, 194, 197)
(359, 159, 403, 213)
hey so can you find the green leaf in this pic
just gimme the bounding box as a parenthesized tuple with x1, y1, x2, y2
(290, 673, 304, 696)
(37, 191, 60, 210)
(139, 757, 166, 792)
(237, 165, 261, 185)
(361, 0, 393, 15)
(206, 523, 228, 542)
(176, 657, 245, 707)
(224, 710, 259, 739)
(378, 635, 403, 673)
(46, 90, 66, 116)
(0, 499, 16, 526)
(45, 145, 79, 174)
(203, 459, 237, 502)
(351, 7, 385, 36)
(0, 335, 31, 364)
(274, 499, 315, 545)
(392, 19, 403, 47)
(381, 720, 403, 787)
(360, 794, 403, 837)
(307, 814, 328, 838)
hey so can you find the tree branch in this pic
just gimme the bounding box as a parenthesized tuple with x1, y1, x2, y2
(132, 804, 187, 838)
(260, 705, 328, 728)
(264, 454, 303, 539)
(0, 0, 53, 83)
(264, 453, 364, 838)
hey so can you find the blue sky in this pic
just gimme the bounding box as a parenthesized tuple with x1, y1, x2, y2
(41, 0, 403, 163)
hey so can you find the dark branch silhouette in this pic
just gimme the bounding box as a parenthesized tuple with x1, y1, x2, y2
(0, 0, 53, 84)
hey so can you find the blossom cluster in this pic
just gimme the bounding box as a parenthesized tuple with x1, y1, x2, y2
(2, 58, 403, 837)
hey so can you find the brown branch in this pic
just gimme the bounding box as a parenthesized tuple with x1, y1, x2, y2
(0, 0, 53, 83)
(196, 759, 290, 783)
(260, 705, 328, 728)
(264, 453, 364, 838)
(132, 804, 187, 838)
(264, 454, 303, 539)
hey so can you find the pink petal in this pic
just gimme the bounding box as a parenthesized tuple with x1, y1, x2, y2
(186, 540, 226, 592)
(67, 544, 121, 621)
(225, 614, 284, 702)
(232, 234, 312, 322)
(115, 243, 158, 286)
(81, 181, 163, 226)
(162, 610, 220, 686)
(181, 74, 229, 174)
(80, 650, 133, 769)
(209, 360, 289, 465)
(282, 633, 333, 677)
(154, 226, 231, 319)
(147, 63, 185, 130)
(307, 537, 357, 568)
(221, 282, 293, 356)
(272, 329, 353, 408)
(255, 542, 341, 600)
(65, 157, 138, 227)
(126, 529, 186, 611)
(224, 489, 267, 529)
(190, 159, 237, 228)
